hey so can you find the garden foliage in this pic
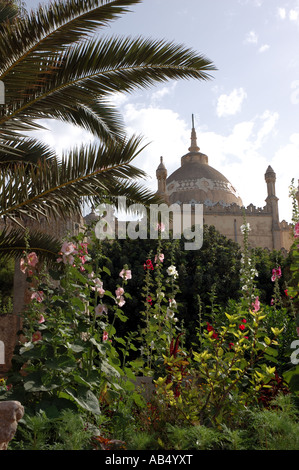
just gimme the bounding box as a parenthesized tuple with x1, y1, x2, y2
(0, 202, 298, 449)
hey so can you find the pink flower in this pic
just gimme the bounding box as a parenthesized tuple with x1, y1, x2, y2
(61, 241, 77, 255)
(252, 296, 260, 312)
(271, 267, 282, 282)
(156, 222, 165, 232)
(115, 287, 124, 298)
(116, 296, 126, 307)
(91, 278, 105, 296)
(38, 315, 45, 324)
(20, 257, 27, 274)
(20, 252, 39, 274)
(119, 269, 132, 280)
(154, 253, 164, 264)
(95, 304, 108, 316)
(102, 331, 109, 341)
(27, 252, 38, 268)
(32, 331, 42, 342)
(294, 222, 299, 238)
(31, 291, 44, 303)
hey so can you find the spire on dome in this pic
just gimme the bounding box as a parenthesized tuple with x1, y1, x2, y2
(188, 114, 200, 152)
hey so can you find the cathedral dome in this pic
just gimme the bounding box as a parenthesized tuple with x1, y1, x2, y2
(165, 118, 243, 207)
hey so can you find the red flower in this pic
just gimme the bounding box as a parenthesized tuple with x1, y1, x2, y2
(144, 259, 154, 270)
(206, 322, 218, 339)
(239, 324, 246, 331)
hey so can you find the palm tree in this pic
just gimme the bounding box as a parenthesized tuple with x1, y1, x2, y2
(0, 0, 216, 261)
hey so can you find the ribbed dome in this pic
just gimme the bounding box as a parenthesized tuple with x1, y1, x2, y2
(165, 119, 243, 207)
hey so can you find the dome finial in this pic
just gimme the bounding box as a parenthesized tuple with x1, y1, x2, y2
(188, 114, 200, 152)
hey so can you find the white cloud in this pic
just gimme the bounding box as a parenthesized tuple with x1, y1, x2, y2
(216, 88, 247, 117)
(150, 83, 177, 104)
(254, 110, 279, 149)
(278, 7, 286, 19)
(259, 44, 270, 53)
(244, 30, 258, 44)
(289, 9, 299, 21)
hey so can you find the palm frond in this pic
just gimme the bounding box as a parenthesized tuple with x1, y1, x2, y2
(0, 137, 58, 168)
(0, 226, 61, 263)
(0, 135, 160, 223)
(0, 0, 142, 70)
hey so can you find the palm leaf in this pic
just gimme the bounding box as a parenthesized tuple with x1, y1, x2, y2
(0, 226, 61, 263)
(0, 135, 161, 223)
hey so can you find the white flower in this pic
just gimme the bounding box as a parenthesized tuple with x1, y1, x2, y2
(167, 265, 178, 279)
(240, 223, 251, 234)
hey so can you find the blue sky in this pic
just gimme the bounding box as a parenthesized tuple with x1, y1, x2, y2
(24, 0, 299, 222)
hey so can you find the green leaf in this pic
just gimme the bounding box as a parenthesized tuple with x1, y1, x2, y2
(102, 266, 111, 276)
(62, 387, 101, 415)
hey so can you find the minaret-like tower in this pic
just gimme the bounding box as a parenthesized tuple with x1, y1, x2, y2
(189, 114, 200, 152)
(156, 156, 168, 201)
(265, 165, 281, 249)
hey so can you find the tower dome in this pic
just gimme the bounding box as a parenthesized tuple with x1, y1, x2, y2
(165, 116, 243, 207)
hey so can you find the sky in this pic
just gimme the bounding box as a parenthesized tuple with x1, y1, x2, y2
(24, 0, 299, 223)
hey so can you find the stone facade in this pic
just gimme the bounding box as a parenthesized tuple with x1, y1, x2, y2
(156, 119, 294, 252)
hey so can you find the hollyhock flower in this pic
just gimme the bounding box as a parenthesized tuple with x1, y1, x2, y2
(167, 265, 178, 279)
(270, 299, 274, 306)
(294, 221, 299, 238)
(79, 242, 88, 254)
(61, 241, 77, 255)
(115, 287, 124, 298)
(146, 296, 153, 305)
(95, 304, 108, 316)
(32, 331, 42, 342)
(156, 222, 165, 232)
(102, 331, 109, 341)
(252, 296, 260, 312)
(206, 322, 218, 339)
(297, 327, 299, 337)
(20, 257, 27, 274)
(119, 268, 132, 280)
(31, 291, 44, 303)
(144, 259, 154, 270)
(271, 267, 282, 282)
(154, 253, 164, 264)
(38, 315, 45, 324)
(169, 298, 177, 308)
(166, 307, 174, 319)
(240, 223, 251, 234)
(239, 324, 246, 331)
(92, 278, 105, 296)
(27, 252, 38, 268)
(116, 296, 126, 307)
